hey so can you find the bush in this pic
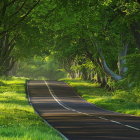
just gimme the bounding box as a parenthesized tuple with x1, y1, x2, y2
(114, 86, 140, 103)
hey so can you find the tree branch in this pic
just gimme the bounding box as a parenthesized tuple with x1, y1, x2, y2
(0, 0, 40, 35)
(9, 0, 27, 18)
(98, 48, 122, 81)
(6, 0, 19, 7)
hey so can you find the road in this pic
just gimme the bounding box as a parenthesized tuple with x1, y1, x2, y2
(27, 80, 140, 140)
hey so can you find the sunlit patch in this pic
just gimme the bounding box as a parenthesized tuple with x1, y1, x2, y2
(0, 77, 62, 140)
(59, 79, 140, 117)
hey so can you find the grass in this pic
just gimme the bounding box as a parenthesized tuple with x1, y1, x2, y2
(63, 78, 140, 116)
(0, 77, 63, 140)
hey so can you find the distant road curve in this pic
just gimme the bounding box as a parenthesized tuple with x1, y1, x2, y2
(27, 80, 140, 140)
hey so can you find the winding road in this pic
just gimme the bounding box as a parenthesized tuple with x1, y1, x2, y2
(27, 80, 140, 140)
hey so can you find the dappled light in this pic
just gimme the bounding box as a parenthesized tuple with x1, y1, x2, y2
(65, 79, 140, 116)
(27, 80, 140, 140)
(0, 78, 62, 140)
(0, 0, 140, 139)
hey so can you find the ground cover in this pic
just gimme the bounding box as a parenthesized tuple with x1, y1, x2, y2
(63, 79, 140, 116)
(0, 77, 63, 140)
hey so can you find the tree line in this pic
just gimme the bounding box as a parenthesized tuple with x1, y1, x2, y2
(0, 0, 140, 88)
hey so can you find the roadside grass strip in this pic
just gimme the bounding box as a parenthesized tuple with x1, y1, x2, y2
(0, 77, 63, 140)
(63, 79, 140, 116)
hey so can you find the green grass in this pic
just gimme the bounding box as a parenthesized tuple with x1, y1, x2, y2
(0, 77, 63, 140)
(63, 78, 140, 116)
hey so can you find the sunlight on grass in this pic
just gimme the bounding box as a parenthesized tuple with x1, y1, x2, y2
(0, 77, 62, 140)
(63, 78, 140, 116)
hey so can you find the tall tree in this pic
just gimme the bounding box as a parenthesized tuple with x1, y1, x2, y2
(0, 0, 40, 75)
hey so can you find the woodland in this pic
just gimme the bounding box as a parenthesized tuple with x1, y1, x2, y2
(0, 0, 140, 95)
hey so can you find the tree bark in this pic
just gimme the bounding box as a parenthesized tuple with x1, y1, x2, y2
(98, 48, 123, 81)
(118, 43, 128, 75)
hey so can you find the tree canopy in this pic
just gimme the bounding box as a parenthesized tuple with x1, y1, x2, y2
(0, 0, 140, 87)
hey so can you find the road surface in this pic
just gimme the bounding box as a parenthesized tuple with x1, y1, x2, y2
(27, 80, 140, 140)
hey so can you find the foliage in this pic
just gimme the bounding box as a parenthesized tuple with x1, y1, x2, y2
(0, 0, 140, 85)
(30, 0, 140, 84)
(0, 0, 41, 75)
(14, 56, 67, 80)
(113, 87, 140, 103)
(126, 53, 140, 86)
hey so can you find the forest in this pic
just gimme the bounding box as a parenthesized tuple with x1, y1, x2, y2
(0, 0, 140, 139)
(0, 0, 140, 84)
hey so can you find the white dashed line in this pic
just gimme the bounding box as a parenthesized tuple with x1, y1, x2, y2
(44, 81, 71, 111)
(27, 81, 68, 140)
(98, 117, 109, 121)
(125, 125, 140, 131)
(110, 120, 122, 125)
(44, 80, 140, 131)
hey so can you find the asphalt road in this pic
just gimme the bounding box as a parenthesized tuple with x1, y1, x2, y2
(27, 80, 140, 140)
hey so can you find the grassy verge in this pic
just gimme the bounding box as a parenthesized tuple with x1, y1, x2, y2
(0, 77, 63, 140)
(63, 79, 140, 116)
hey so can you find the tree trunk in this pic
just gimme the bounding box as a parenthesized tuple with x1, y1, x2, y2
(98, 49, 123, 81)
(118, 43, 128, 75)
(81, 67, 88, 80)
(131, 22, 140, 51)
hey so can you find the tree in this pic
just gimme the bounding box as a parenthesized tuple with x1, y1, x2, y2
(36, 0, 140, 86)
(0, 0, 40, 75)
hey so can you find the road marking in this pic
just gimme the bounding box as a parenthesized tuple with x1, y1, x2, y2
(110, 120, 122, 125)
(44, 81, 90, 116)
(125, 125, 140, 131)
(44, 81, 71, 111)
(44, 80, 140, 131)
(98, 117, 109, 121)
(27, 81, 68, 140)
